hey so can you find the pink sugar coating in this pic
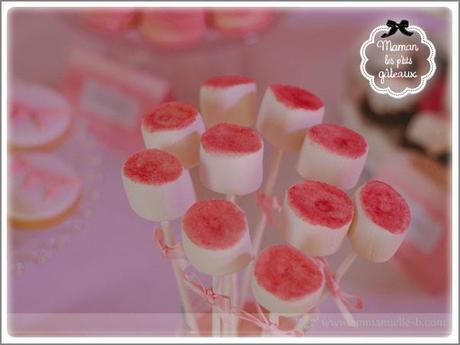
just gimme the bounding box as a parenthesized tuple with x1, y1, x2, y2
(142, 101, 198, 132)
(307, 124, 368, 159)
(203, 75, 255, 88)
(288, 181, 353, 229)
(254, 245, 323, 301)
(360, 180, 411, 234)
(271, 84, 324, 110)
(123, 149, 182, 185)
(201, 123, 262, 154)
(182, 199, 247, 250)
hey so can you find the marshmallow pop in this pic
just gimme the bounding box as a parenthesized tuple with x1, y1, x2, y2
(121, 149, 195, 221)
(199, 123, 263, 197)
(252, 244, 324, 316)
(182, 199, 252, 276)
(297, 124, 368, 190)
(141, 101, 205, 168)
(200, 75, 257, 127)
(256, 84, 325, 152)
(121, 149, 198, 332)
(348, 180, 411, 263)
(182, 199, 253, 336)
(281, 181, 354, 257)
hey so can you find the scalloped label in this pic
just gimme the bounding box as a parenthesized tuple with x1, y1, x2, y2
(360, 20, 436, 98)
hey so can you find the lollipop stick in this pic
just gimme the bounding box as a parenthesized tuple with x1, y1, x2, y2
(239, 148, 284, 306)
(212, 276, 221, 336)
(335, 251, 357, 281)
(160, 221, 199, 334)
(221, 274, 233, 335)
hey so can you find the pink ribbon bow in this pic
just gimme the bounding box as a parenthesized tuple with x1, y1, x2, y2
(183, 272, 230, 310)
(153, 227, 185, 260)
(233, 303, 303, 337)
(316, 257, 364, 311)
(255, 191, 281, 226)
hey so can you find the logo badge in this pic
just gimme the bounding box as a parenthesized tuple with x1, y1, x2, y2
(360, 20, 436, 98)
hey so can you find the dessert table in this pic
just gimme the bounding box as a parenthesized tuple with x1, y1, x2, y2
(8, 7, 450, 336)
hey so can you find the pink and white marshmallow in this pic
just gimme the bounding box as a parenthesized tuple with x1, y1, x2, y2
(199, 123, 263, 196)
(297, 124, 368, 190)
(256, 84, 325, 151)
(349, 180, 411, 262)
(200, 75, 257, 127)
(251, 244, 325, 315)
(208, 9, 273, 37)
(141, 101, 205, 168)
(121, 149, 195, 221)
(181, 200, 252, 275)
(139, 9, 206, 49)
(281, 181, 354, 257)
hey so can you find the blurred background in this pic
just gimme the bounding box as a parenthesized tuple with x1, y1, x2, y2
(8, 7, 452, 336)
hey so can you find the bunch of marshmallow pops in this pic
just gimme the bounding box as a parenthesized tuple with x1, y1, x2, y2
(121, 75, 411, 336)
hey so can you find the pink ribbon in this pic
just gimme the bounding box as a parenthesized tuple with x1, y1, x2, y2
(10, 101, 60, 129)
(153, 227, 185, 260)
(183, 272, 229, 310)
(153, 227, 189, 270)
(233, 303, 303, 336)
(316, 257, 364, 311)
(255, 191, 281, 226)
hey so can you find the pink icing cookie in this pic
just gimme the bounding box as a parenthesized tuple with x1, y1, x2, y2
(9, 82, 72, 150)
(10, 153, 81, 229)
(182, 199, 246, 250)
(201, 123, 262, 155)
(123, 149, 182, 185)
(271, 84, 324, 111)
(203, 75, 255, 88)
(287, 181, 353, 229)
(307, 124, 367, 159)
(360, 180, 411, 234)
(142, 101, 198, 132)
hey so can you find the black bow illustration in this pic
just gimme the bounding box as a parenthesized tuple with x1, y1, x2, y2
(381, 20, 413, 38)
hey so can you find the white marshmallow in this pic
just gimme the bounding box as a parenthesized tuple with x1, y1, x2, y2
(251, 245, 325, 315)
(121, 149, 195, 221)
(280, 182, 353, 257)
(199, 123, 263, 195)
(256, 85, 324, 151)
(141, 102, 205, 168)
(406, 111, 450, 156)
(200, 76, 257, 127)
(181, 200, 252, 275)
(297, 124, 368, 190)
(348, 181, 411, 262)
